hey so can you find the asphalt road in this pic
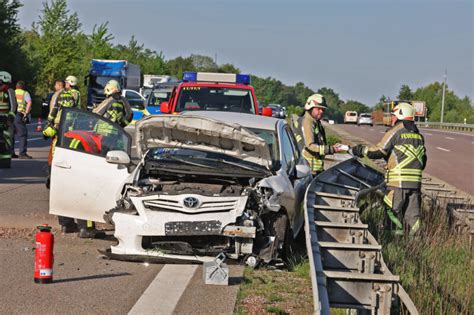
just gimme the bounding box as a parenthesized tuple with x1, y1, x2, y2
(0, 122, 241, 314)
(336, 124, 474, 195)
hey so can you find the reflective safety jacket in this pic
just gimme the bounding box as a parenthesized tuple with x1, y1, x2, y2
(292, 112, 333, 172)
(93, 93, 132, 135)
(364, 121, 427, 189)
(0, 88, 17, 117)
(15, 89, 28, 114)
(64, 130, 102, 154)
(48, 88, 81, 128)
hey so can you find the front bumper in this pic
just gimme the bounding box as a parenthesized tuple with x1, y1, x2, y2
(110, 194, 255, 262)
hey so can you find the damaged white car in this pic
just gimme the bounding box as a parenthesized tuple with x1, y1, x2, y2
(50, 109, 312, 265)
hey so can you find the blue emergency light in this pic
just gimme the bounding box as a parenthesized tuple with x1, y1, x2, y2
(182, 72, 251, 85)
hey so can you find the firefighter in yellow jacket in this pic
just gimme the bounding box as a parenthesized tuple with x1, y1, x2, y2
(292, 94, 346, 175)
(352, 103, 427, 235)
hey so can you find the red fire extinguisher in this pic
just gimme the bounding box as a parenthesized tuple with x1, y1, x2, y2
(34, 224, 54, 284)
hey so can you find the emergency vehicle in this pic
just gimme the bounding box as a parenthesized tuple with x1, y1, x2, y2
(159, 72, 271, 116)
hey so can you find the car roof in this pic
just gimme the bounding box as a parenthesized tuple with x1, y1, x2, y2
(179, 82, 253, 90)
(181, 111, 280, 131)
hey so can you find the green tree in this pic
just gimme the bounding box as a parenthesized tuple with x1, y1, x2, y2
(217, 63, 240, 74)
(31, 0, 83, 95)
(398, 84, 413, 101)
(190, 54, 217, 72)
(0, 0, 30, 80)
(342, 100, 370, 113)
(166, 56, 196, 78)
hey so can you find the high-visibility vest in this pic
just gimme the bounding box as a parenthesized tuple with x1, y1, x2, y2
(64, 130, 102, 154)
(15, 89, 27, 114)
(0, 91, 10, 114)
(292, 114, 328, 173)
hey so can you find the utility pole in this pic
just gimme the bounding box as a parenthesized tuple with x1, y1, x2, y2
(440, 69, 447, 123)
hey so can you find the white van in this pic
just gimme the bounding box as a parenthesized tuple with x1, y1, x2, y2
(344, 111, 358, 124)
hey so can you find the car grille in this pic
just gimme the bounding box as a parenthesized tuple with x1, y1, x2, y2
(143, 195, 248, 214)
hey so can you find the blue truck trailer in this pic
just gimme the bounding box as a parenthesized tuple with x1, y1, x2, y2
(85, 59, 141, 108)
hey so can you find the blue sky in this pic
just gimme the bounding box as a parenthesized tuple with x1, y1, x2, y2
(19, 0, 473, 105)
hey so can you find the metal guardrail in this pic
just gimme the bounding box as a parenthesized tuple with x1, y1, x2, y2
(304, 158, 419, 314)
(415, 122, 474, 132)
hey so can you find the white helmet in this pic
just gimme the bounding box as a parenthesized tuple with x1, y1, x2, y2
(392, 102, 415, 121)
(104, 80, 121, 96)
(0, 71, 12, 83)
(65, 75, 78, 86)
(304, 93, 328, 111)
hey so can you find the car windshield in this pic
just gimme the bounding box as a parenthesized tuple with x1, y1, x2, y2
(146, 148, 268, 177)
(176, 86, 255, 113)
(89, 76, 117, 89)
(148, 90, 173, 106)
(248, 128, 280, 171)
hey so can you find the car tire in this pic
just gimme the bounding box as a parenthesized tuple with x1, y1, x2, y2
(272, 213, 294, 261)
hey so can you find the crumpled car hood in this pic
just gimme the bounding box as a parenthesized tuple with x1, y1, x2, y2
(135, 115, 272, 169)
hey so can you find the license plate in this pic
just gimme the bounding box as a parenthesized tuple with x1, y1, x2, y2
(165, 220, 222, 236)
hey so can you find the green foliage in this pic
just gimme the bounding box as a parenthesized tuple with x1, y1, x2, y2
(412, 82, 473, 123)
(398, 84, 413, 100)
(0, 0, 31, 82)
(341, 99, 370, 114)
(31, 0, 83, 95)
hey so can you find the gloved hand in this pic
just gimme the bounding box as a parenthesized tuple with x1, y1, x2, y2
(43, 126, 57, 139)
(351, 144, 366, 157)
(22, 115, 29, 123)
(332, 143, 350, 153)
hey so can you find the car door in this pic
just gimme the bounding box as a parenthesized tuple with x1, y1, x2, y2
(286, 126, 312, 235)
(279, 125, 311, 236)
(49, 108, 132, 223)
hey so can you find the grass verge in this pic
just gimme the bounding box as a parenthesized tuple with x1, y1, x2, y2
(234, 258, 313, 314)
(360, 192, 473, 314)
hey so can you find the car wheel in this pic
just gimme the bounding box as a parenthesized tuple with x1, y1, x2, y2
(272, 213, 294, 261)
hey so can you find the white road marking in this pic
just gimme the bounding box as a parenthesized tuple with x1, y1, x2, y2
(436, 147, 451, 152)
(14, 137, 44, 143)
(369, 129, 374, 131)
(424, 133, 433, 136)
(131, 145, 136, 149)
(128, 264, 198, 315)
(379, 131, 385, 134)
(419, 128, 474, 137)
(445, 137, 455, 140)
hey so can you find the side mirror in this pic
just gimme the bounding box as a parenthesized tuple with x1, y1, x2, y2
(106, 150, 131, 165)
(295, 164, 311, 179)
(262, 107, 273, 117)
(160, 101, 170, 113)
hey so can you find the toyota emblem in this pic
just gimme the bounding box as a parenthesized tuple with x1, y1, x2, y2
(183, 196, 200, 209)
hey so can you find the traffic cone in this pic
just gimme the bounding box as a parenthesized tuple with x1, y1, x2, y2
(36, 118, 43, 132)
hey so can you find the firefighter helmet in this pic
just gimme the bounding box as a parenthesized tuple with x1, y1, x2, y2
(65, 75, 78, 86)
(392, 102, 415, 121)
(304, 94, 327, 111)
(0, 71, 12, 83)
(104, 80, 121, 96)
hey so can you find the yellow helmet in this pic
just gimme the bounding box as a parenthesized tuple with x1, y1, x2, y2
(65, 75, 78, 86)
(0, 71, 12, 83)
(304, 93, 327, 111)
(104, 80, 121, 96)
(392, 102, 415, 121)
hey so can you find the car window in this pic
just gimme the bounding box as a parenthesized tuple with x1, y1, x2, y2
(57, 109, 130, 157)
(176, 86, 255, 113)
(280, 128, 296, 174)
(248, 128, 280, 170)
(285, 127, 300, 162)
